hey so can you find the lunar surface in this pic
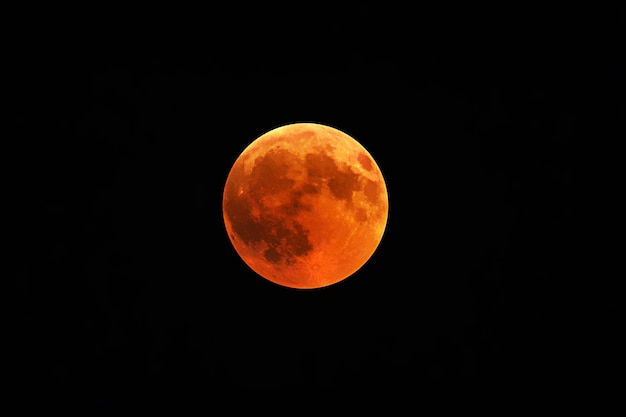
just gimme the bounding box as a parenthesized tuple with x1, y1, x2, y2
(223, 123, 388, 289)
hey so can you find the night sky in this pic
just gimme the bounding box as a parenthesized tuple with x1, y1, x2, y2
(12, 4, 624, 408)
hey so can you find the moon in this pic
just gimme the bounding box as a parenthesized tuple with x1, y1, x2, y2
(222, 123, 388, 289)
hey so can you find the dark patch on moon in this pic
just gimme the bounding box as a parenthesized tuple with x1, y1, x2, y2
(300, 183, 319, 194)
(249, 148, 298, 195)
(305, 152, 338, 179)
(328, 171, 360, 200)
(299, 129, 315, 138)
(357, 152, 373, 171)
(281, 190, 313, 216)
(305, 151, 361, 201)
(224, 148, 314, 266)
(262, 220, 312, 265)
(363, 179, 382, 203)
(263, 246, 283, 264)
(224, 196, 268, 245)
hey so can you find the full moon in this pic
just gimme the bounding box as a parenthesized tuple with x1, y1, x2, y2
(222, 123, 388, 289)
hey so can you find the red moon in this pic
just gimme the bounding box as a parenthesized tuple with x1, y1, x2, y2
(223, 123, 388, 289)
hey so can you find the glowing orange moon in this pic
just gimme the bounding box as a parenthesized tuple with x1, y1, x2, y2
(222, 123, 388, 289)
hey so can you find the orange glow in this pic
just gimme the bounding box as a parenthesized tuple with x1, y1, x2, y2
(223, 123, 388, 289)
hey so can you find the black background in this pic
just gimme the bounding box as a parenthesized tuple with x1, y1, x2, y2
(12, 4, 624, 407)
